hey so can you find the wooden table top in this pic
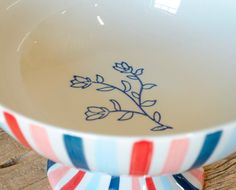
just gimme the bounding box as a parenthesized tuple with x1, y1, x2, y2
(0, 129, 236, 190)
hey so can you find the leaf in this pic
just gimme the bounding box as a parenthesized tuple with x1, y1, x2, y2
(96, 74, 104, 83)
(131, 91, 140, 99)
(141, 100, 157, 107)
(121, 80, 131, 92)
(127, 75, 138, 80)
(143, 83, 157, 90)
(97, 86, 115, 92)
(110, 99, 121, 111)
(151, 125, 173, 131)
(118, 112, 134, 121)
(135, 68, 144, 76)
(153, 111, 161, 123)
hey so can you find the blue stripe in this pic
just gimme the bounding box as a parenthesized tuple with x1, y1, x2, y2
(109, 176, 120, 190)
(159, 176, 173, 189)
(85, 173, 102, 190)
(191, 131, 222, 168)
(47, 160, 56, 170)
(218, 127, 236, 159)
(95, 140, 118, 174)
(173, 174, 199, 190)
(63, 135, 89, 170)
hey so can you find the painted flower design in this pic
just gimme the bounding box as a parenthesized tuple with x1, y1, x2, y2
(85, 107, 110, 121)
(70, 76, 92, 89)
(113, 62, 133, 73)
(71, 62, 173, 131)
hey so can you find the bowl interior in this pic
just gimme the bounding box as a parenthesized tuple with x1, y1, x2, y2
(0, 0, 236, 136)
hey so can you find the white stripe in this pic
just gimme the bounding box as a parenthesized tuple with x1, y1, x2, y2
(206, 126, 233, 164)
(47, 127, 73, 167)
(0, 121, 16, 139)
(180, 134, 205, 171)
(149, 138, 171, 175)
(153, 177, 164, 190)
(140, 177, 146, 190)
(75, 172, 93, 190)
(97, 174, 111, 190)
(117, 139, 133, 174)
(54, 168, 78, 190)
(119, 176, 132, 190)
(0, 107, 5, 123)
(83, 138, 97, 171)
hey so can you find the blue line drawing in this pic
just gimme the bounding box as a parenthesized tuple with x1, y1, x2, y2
(70, 62, 173, 131)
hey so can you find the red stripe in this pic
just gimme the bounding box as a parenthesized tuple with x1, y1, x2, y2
(161, 138, 189, 174)
(4, 112, 31, 148)
(145, 177, 156, 190)
(129, 141, 153, 175)
(48, 166, 70, 189)
(190, 168, 204, 185)
(132, 177, 141, 190)
(61, 171, 85, 190)
(30, 125, 59, 162)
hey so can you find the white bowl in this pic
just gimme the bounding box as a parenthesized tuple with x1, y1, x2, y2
(0, 0, 236, 189)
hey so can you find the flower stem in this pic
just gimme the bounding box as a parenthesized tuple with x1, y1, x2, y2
(93, 80, 166, 128)
(93, 81, 140, 107)
(133, 73, 165, 127)
(110, 110, 145, 116)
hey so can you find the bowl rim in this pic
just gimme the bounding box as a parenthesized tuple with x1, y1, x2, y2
(1, 102, 235, 140)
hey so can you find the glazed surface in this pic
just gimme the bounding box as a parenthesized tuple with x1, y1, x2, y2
(0, 0, 236, 135)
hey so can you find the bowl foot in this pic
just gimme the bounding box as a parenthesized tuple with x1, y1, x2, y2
(47, 160, 204, 190)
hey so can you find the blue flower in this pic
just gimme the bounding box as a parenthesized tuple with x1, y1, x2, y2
(71, 76, 92, 89)
(113, 62, 133, 73)
(85, 106, 110, 121)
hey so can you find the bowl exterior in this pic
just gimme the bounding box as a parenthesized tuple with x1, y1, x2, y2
(0, 105, 236, 176)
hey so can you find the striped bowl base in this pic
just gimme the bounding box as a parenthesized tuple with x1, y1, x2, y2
(47, 160, 204, 190)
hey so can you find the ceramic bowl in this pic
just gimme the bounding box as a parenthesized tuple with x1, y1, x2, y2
(1, 0, 236, 189)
